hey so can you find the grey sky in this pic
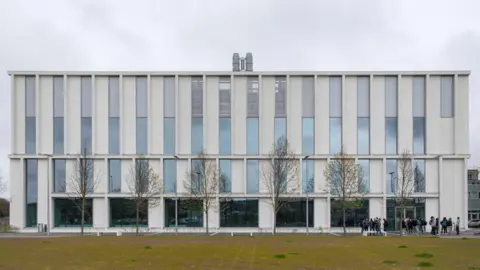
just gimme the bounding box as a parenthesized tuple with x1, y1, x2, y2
(1, 0, 479, 197)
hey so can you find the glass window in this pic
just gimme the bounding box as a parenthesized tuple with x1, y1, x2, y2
(386, 198, 425, 231)
(277, 199, 314, 227)
(81, 117, 92, 154)
(164, 198, 203, 227)
(414, 159, 426, 193)
(219, 118, 231, 155)
(136, 117, 148, 155)
(25, 117, 36, 154)
(110, 198, 148, 227)
(275, 76, 286, 117)
(25, 76, 36, 117)
(302, 118, 314, 155)
(164, 118, 175, 155)
(247, 77, 259, 117)
(413, 117, 425, 154)
(385, 117, 397, 154)
(109, 117, 120, 155)
(86, 159, 94, 192)
(357, 117, 370, 155)
(219, 159, 231, 193)
(164, 77, 176, 117)
(330, 198, 369, 227)
(385, 76, 397, 117)
(54, 199, 93, 227)
(441, 76, 454, 118)
(191, 76, 203, 117)
(81, 76, 92, 117)
(220, 198, 258, 227)
(274, 117, 286, 146)
(53, 76, 64, 117)
(412, 76, 425, 117)
(109, 76, 120, 117)
(247, 160, 259, 193)
(329, 76, 342, 117)
(386, 159, 397, 194)
(25, 159, 38, 227)
(329, 118, 342, 154)
(246, 118, 259, 155)
(109, 159, 121, 193)
(219, 77, 231, 117)
(302, 77, 315, 117)
(53, 159, 66, 192)
(53, 117, 64, 154)
(302, 159, 314, 193)
(163, 159, 177, 193)
(191, 117, 203, 154)
(191, 159, 204, 193)
(136, 76, 148, 117)
(358, 159, 370, 193)
(357, 76, 370, 117)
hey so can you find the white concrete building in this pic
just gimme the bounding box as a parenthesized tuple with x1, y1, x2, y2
(8, 69, 470, 233)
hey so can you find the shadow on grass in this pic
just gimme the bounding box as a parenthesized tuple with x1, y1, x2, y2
(144, 246, 152, 250)
(274, 254, 286, 259)
(417, 261, 433, 267)
(415, 253, 434, 259)
(382, 260, 398, 265)
(468, 267, 480, 270)
(397, 245, 408, 248)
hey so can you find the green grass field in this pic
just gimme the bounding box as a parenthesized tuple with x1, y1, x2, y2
(0, 235, 478, 269)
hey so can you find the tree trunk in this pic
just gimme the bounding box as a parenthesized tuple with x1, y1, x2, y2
(273, 212, 277, 235)
(81, 196, 85, 236)
(136, 203, 140, 236)
(205, 211, 209, 235)
(342, 206, 346, 235)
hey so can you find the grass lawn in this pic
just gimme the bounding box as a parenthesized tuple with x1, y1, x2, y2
(0, 235, 479, 269)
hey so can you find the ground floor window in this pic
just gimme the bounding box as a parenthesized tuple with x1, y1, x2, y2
(276, 199, 314, 227)
(220, 198, 258, 227)
(386, 198, 425, 231)
(110, 198, 148, 227)
(330, 198, 369, 227)
(164, 198, 203, 227)
(54, 199, 93, 227)
(26, 203, 37, 227)
(468, 210, 480, 221)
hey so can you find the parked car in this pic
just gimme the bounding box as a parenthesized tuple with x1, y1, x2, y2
(468, 219, 480, 228)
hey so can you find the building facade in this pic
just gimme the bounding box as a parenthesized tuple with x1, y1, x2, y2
(9, 70, 470, 233)
(468, 169, 480, 221)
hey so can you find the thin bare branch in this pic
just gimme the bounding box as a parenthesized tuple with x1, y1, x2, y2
(394, 149, 416, 221)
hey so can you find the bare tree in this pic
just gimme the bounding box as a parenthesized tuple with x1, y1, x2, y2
(183, 151, 228, 235)
(126, 157, 163, 236)
(323, 146, 365, 235)
(261, 136, 300, 235)
(394, 150, 415, 223)
(0, 171, 6, 196)
(65, 148, 100, 236)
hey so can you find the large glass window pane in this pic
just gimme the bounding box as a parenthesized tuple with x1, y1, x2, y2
(387, 198, 425, 231)
(163, 159, 177, 193)
(302, 77, 315, 117)
(247, 77, 259, 117)
(385, 117, 397, 154)
(357, 76, 370, 117)
(413, 117, 425, 154)
(164, 118, 175, 155)
(25, 117, 36, 154)
(329, 76, 342, 117)
(386, 159, 397, 194)
(219, 118, 231, 155)
(164, 77, 176, 117)
(109, 159, 121, 193)
(441, 76, 454, 118)
(191, 159, 204, 193)
(86, 159, 94, 192)
(357, 117, 370, 155)
(81, 76, 92, 117)
(53, 117, 64, 154)
(277, 199, 314, 227)
(358, 159, 370, 193)
(220, 198, 259, 227)
(53, 76, 64, 117)
(191, 76, 203, 117)
(25, 76, 36, 117)
(385, 76, 397, 117)
(246, 118, 259, 155)
(110, 198, 148, 227)
(302, 118, 314, 155)
(219, 160, 231, 193)
(412, 76, 425, 117)
(136, 76, 148, 117)
(53, 159, 66, 192)
(25, 159, 38, 227)
(136, 117, 148, 155)
(247, 160, 259, 193)
(274, 117, 286, 145)
(164, 198, 203, 227)
(54, 199, 93, 227)
(108, 76, 120, 117)
(109, 117, 120, 155)
(219, 77, 231, 117)
(330, 198, 369, 227)
(414, 159, 426, 193)
(329, 118, 342, 154)
(275, 76, 286, 117)
(191, 117, 203, 154)
(81, 117, 92, 154)
(302, 159, 314, 193)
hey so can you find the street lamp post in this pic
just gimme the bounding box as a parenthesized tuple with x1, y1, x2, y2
(40, 154, 52, 236)
(389, 172, 395, 193)
(303, 156, 310, 235)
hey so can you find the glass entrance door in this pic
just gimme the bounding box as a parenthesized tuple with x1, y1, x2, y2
(395, 207, 416, 231)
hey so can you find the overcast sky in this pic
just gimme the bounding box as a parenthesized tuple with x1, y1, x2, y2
(1, 0, 479, 197)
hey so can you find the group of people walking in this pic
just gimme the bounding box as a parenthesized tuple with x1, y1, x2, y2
(360, 216, 461, 236)
(428, 216, 461, 236)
